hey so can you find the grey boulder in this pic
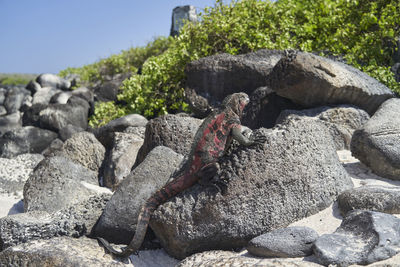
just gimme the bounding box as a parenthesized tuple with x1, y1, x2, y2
(102, 132, 144, 188)
(269, 51, 394, 115)
(4, 86, 30, 114)
(57, 131, 105, 173)
(185, 50, 284, 116)
(36, 73, 71, 90)
(23, 156, 98, 213)
(25, 79, 41, 94)
(247, 226, 318, 258)
(0, 112, 22, 136)
(39, 96, 89, 132)
(0, 236, 127, 267)
(314, 210, 400, 266)
(93, 113, 148, 149)
(0, 194, 110, 251)
(21, 103, 46, 127)
(94, 146, 183, 244)
(0, 153, 44, 195)
(32, 86, 61, 105)
(135, 114, 202, 166)
(338, 185, 400, 215)
(351, 98, 400, 180)
(0, 106, 6, 116)
(49, 91, 72, 104)
(242, 86, 301, 129)
(277, 105, 370, 150)
(0, 126, 57, 158)
(58, 124, 84, 141)
(150, 117, 353, 259)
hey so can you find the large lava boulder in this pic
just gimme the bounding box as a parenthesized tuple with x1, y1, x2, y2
(150, 116, 353, 259)
(269, 51, 394, 115)
(351, 98, 400, 180)
(185, 50, 284, 116)
(0, 126, 57, 158)
(94, 146, 183, 244)
(314, 210, 400, 266)
(135, 114, 202, 166)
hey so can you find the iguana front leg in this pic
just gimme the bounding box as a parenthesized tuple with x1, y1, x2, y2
(231, 126, 266, 146)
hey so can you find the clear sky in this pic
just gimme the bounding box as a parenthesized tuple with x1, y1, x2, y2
(0, 0, 219, 74)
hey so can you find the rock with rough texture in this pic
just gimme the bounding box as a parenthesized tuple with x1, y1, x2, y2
(57, 131, 105, 173)
(0, 154, 44, 195)
(94, 146, 183, 244)
(36, 73, 71, 90)
(0, 236, 128, 267)
(0, 112, 21, 136)
(0, 88, 5, 105)
(39, 96, 89, 132)
(0, 194, 110, 251)
(93, 113, 148, 149)
(277, 105, 370, 150)
(0, 106, 6, 116)
(0, 126, 57, 158)
(185, 50, 284, 112)
(338, 185, 400, 215)
(21, 103, 46, 127)
(41, 138, 64, 157)
(26, 80, 41, 94)
(351, 98, 400, 180)
(123, 125, 146, 139)
(247, 226, 318, 258)
(32, 87, 61, 105)
(58, 124, 84, 141)
(135, 114, 202, 166)
(170, 5, 198, 36)
(242, 86, 301, 129)
(71, 87, 94, 103)
(23, 156, 98, 213)
(314, 210, 400, 266)
(150, 117, 353, 259)
(4, 86, 30, 114)
(50, 91, 72, 104)
(102, 132, 144, 188)
(269, 51, 394, 115)
(93, 73, 130, 102)
(177, 250, 323, 267)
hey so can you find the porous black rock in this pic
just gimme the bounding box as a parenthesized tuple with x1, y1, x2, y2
(314, 210, 400, 266)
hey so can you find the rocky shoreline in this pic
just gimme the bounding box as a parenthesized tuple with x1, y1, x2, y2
(0, 50, 400, 266)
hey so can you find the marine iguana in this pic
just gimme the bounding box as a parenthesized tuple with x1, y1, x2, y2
(98, 92, 265, 258)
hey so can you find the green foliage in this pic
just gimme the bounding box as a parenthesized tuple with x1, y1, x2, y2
(89, 101, 128, 127)
(0, 73, 36, 86)
(71, 0, 400, 126)
(59, 36, 172, 86)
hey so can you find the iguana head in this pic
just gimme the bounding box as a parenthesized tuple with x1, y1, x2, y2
(222, 92, 249, 117)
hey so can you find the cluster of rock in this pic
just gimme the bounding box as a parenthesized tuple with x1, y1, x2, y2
(0, 49, 400, 266)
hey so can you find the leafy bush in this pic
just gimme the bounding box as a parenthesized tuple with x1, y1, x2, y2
(0, 73, 37, 86)
(84, 0, 400, 126)
(59, 36, 172, 87)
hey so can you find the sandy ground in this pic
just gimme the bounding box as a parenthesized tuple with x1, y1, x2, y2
(1, 150, 399, 266)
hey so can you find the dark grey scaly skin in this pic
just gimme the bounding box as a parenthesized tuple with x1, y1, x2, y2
(98, 92, 265, 258)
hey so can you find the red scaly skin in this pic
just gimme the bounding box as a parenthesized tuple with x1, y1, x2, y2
(98, 93, 251, 258)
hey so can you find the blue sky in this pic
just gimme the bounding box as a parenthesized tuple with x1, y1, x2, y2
(0, 0, 219, 74)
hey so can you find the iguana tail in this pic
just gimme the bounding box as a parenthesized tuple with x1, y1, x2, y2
(98, 199, 157, 257)
(98, 173, 196, 258)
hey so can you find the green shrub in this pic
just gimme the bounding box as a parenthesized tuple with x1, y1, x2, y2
(59, 36, 172, 87)
(0, 73, 36, 86)
(86, 0, 400, 126)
